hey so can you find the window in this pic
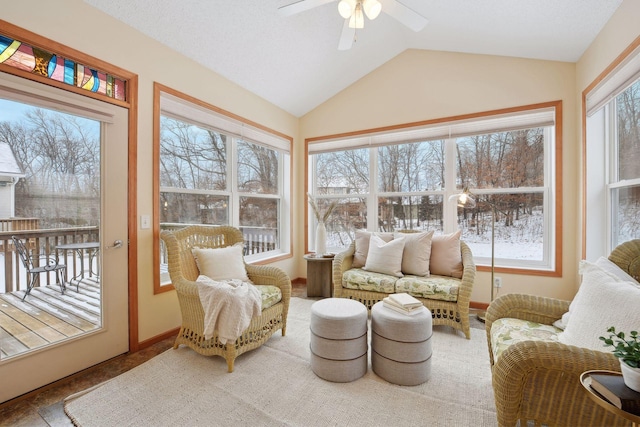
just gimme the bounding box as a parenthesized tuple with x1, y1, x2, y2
(585, 41, 640, 256)
(307, 102, 561, 273)
(154, 84, 292, 292)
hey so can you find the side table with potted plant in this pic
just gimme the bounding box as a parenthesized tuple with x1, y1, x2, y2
(580, 327, 640, 426)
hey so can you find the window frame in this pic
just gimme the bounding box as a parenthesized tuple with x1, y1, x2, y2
(583, 36, 640, 259)
(306, 101, 562, 277)
(153, 83, 292, 294)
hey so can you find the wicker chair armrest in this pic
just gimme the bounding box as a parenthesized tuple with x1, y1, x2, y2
(458, 241, 476, 301)
(485, 293, 570, 365)
(492, 340, 620, 427)
(485, 293, 569, 331)
(332, 242, 355, 298)
(245, 263, 292, 295)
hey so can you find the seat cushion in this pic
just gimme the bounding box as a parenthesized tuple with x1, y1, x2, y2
(255, 285, 282, 310)
(342, 268, 397, 293)
(395, 275, 460, 302)
(490, 317, 562, 362)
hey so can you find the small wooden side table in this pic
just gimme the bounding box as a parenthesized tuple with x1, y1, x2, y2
(304, 254, 334, 298)
(581, 370, 640, 427)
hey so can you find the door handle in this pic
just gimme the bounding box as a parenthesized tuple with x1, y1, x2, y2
(106, 239, 124, 250)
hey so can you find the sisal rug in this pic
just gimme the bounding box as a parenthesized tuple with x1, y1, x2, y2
(64, 298, 497, 426)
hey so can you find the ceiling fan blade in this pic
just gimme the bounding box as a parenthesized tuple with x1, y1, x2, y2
(338, 19, 355, 50)
(383, 0, 428, 32)
(278, 0, 336, 17)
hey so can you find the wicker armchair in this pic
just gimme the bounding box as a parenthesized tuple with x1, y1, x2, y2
(332, 238, 475, 338)
(486, 239, 640, 427)
(161, 225, 291, 372)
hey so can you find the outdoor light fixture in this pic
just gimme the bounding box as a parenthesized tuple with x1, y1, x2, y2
(338, 0, 382, 29)
(449, 189, 497, 323)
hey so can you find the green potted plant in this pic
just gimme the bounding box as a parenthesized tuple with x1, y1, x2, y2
(600, 326, 640, 392)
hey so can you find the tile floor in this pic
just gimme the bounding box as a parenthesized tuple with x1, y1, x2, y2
(0, 284, 484, 426)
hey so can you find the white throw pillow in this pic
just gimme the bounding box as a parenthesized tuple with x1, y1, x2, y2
(192, 244, 249, 282)
(558, 260, 640, 351)
(363, 234, 406, 277)
(352, 230, 394, 268)
(395, 230, 434, 276)
(553, 256, 640, 330)
(596, 256, 640, 286)
(430, 230, 463, 278)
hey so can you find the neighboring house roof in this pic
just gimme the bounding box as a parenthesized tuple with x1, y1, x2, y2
(0, 142, 25, 179)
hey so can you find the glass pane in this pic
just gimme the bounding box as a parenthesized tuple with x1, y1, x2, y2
(160, 192, 229, 225)
(0, 98, 102, 359)
(0, 34, 126, 101)
(378, 140, 444, 192)
(612, 186, 640, 246)
(159, 116, 227, 191)
(457, 129, 544, 189)
(237, 141, 279, 194)
(323, 197, 367, 249)
(459, 193, 544, 262)
(240, 196, 279, 255)
(377, 196, 443, 233)
(616, 80, 640, 181)
(316, 148, 369, 194)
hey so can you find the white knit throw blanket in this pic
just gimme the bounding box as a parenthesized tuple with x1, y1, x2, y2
(195, 275, 262, 344)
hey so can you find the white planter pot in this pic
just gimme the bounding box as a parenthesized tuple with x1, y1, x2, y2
(315, 222, 327, 256)
(620, 360, 640, 392)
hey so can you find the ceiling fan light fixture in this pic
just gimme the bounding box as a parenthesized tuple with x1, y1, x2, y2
(338, 0, 355, 19)
(362, 0, 381, 20)
(348, 2, 365, 28)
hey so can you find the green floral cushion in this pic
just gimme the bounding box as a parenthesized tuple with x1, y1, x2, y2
(342, 268, 396, 293)
(255, 285, 282, 310)
(490, 317, 562, 362)
(395, 275, 459, 302)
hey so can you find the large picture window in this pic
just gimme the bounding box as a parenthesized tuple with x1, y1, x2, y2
(154, 84, 292, 292)
(308, 102, 561, 274)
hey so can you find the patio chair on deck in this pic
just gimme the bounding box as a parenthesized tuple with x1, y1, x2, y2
(12, 236, 67, 300)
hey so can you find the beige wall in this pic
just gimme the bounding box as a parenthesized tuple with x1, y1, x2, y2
(301, 50, 579, 303)
(2, 0, 299, 343)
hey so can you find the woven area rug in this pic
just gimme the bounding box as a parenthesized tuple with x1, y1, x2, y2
(64, 297, 497, 426)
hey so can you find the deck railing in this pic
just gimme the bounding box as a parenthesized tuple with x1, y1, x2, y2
(0, 226, 99, 294)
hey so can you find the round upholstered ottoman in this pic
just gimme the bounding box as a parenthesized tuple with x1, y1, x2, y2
(310, 298, 368, 382)
(371, 300, 432, 386)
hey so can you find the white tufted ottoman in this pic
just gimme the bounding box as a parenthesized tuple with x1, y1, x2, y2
(371, 300, 433, 386)
(309, 298, 368, 382)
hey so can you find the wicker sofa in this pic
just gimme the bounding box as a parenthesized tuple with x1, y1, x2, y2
(161, 225, 291, 373)
(486, 239, 640, 427)
(332, 231, 476, 339)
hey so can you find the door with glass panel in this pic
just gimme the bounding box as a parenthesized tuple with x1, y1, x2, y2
(0, 72, 129, 403)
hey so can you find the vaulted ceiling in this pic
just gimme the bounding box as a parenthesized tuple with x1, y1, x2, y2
(84, 0, 623, 117)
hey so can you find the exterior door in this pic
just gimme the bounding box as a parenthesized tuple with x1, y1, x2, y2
(0, 72, 129, 403)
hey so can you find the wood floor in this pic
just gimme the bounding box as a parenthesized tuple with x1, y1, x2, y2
(0, 278, 101, 360)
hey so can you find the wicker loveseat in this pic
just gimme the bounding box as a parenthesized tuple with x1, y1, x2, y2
(161, 225, 291, 372)
(486, 239, 640, 427)
(332, 231, 476, 339)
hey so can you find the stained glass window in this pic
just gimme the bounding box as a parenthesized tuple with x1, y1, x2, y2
(0, 34, 126, 101)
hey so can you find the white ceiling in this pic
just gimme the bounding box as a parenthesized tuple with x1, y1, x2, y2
(83, 0, 622, 117)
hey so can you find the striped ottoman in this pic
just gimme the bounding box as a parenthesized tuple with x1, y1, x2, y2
(371, 300, 433, 386)
(309, 298, 368, 382)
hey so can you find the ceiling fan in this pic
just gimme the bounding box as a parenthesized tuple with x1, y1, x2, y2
(278, 0, 428, 51)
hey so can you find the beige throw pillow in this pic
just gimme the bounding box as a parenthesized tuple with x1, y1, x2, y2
(362, 234, 406, 277)
(395, 230, 434, 276)
(429, 230, 463, 278)
(352, 230, 394, 268)
(192, 244, 249, 282)
(558, 260, 640, 351)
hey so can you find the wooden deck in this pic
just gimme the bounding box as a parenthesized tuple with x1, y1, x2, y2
(0, 278, 101, 360)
